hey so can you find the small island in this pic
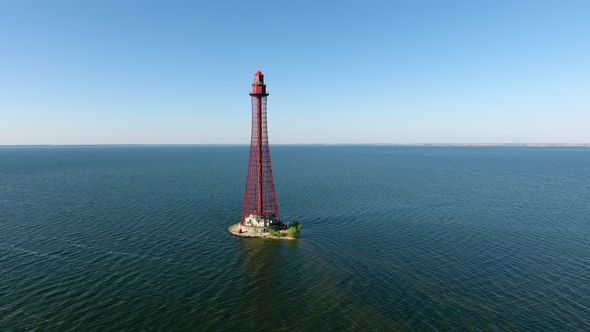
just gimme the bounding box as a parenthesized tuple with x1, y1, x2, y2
(228, 221, 302, 240)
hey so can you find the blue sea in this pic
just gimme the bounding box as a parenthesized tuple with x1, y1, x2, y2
(1, 146, 589, 331)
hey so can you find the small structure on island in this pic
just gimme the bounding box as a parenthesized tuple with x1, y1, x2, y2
(228, 71, 293, 239)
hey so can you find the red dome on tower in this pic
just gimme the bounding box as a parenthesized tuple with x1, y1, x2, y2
(250, 70, 268, 96)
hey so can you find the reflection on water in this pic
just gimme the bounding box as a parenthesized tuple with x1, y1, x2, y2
(236, 239, 285, 329)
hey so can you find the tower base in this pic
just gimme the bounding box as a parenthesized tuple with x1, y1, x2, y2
(227, 223, 295, 240)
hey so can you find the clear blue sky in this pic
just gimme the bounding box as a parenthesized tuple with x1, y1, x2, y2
(1, 0, 589, 144)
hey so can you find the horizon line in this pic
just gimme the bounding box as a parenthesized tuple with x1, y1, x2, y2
(1, 143, 589, 147)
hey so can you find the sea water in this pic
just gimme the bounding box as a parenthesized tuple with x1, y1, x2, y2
(1, 146, 589, 331)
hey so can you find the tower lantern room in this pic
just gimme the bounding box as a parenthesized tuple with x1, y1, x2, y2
(251, 71, 268, 96)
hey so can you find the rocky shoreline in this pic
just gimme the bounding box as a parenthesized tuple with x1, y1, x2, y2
(227, 223, 296, 240)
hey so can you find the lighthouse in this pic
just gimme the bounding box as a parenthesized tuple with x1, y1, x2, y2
(240, 71, 280, 228)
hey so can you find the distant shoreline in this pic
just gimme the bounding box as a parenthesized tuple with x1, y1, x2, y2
(376, 143, 590, 147)
(0, 143, 589, 147)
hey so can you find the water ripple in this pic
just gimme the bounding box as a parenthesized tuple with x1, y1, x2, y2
(1, 146, 589, 331)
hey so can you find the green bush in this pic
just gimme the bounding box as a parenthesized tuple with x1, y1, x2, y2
(287, 221, 302, 238)
(268, 228, 281, 237)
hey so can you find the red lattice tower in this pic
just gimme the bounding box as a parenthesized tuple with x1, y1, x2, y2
(241, 71, 280, 226)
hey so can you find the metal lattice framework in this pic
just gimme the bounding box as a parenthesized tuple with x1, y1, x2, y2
(241, 72, 280, 224)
